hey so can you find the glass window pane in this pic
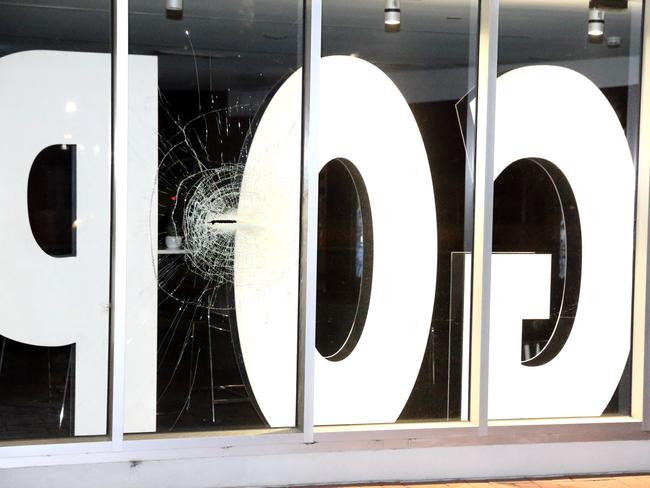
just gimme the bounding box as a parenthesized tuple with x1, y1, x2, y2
(126, 0, 303, 433)
(0, 1, 112, 440)
(317, 0, 479, 425)
(489, 0, 642, 420)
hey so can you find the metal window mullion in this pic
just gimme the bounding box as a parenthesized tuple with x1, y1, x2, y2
(110, 0, 129, 450)
(297, 0, 321, 444)
(469, 0, 499, 436)
(633, 0, 650, 431)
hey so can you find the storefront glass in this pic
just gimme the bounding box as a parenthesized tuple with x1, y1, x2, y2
(1, 0, 649, 451)
(489, 0, 642, 420)
(127, 0, 303, 433)
(0, 0, 112, 440)
(316, 0, 480, 425)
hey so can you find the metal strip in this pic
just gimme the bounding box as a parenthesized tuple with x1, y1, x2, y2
(470, 0, 499, 436)
(296, 0, 321, 443)
(1, 421, 649, 467)
(109, 0, 128, 450)
(624, 1, 642, 166)
(0, 441, 114, 462)
(634, 0, 650, 430)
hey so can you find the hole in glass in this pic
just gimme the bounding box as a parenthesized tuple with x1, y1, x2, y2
(493, 157, 581, 366)
(27, 144, 76, 257)
(316, 158, 373, 362)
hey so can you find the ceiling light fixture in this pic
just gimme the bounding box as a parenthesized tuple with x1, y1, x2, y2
(166, 0, 182, 10)
(166, 0, 183, 19)
(588, 8, 605, 37)
(384, 0, 400, 32)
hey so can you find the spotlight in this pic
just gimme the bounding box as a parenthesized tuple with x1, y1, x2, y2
(384, 0, 400, 32)
(166, 0, 183, 19)
(588, 8, 605, 38)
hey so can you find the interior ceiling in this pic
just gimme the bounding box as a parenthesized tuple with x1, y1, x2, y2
(0, 0, 641, 92)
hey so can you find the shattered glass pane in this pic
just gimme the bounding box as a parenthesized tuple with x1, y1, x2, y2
(130, 0, 303, 432)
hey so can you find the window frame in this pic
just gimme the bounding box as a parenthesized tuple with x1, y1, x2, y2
(1, 0, 650, 470)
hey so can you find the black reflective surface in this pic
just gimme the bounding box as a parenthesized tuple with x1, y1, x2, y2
(0, 1, 111, 441)
(317, 159, 372, 362)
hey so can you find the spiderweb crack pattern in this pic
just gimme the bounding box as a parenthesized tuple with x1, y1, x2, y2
(182, 164, 244, 286)
(152, 28, 283, 431)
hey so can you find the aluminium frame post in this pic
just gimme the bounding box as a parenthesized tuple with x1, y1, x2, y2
(470, 0, 499, 436)
(110, 0, 129, 450)
(297, 0, 321, 443)
(633, 0, 650, 431)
